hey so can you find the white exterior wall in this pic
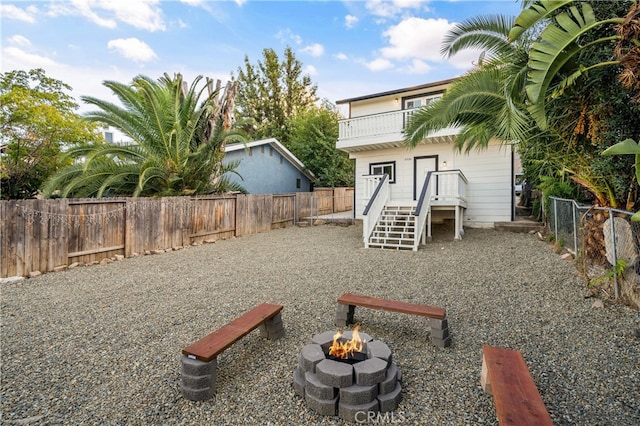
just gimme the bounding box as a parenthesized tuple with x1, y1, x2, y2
(352, 140, 512, 227)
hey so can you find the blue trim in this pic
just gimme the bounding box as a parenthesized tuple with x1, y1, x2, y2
(413, 171, 433, 216)
(362, 174, 388, 216)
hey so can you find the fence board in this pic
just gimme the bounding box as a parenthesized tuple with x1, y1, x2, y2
(2, 190, 348, 278)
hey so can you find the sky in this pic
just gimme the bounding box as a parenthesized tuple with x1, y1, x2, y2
(1, 0, 524, 113)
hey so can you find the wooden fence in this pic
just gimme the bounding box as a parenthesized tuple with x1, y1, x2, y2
(0, 188, 354, 278)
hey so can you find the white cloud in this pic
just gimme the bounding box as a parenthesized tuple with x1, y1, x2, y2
(365, 58, 394, 71)
(380, 17, 452, 62)
(275, 29, 302, 45)
(96, 0, 166, 32)
(345, 14, 358, 29)
(1, 4, 37, 23)
(2, 46, 58, 69)
(8, 35, 32, 47)
(46, 0, 165, 32)
(305, 65, 317, 76)
(335, 52, 348, 61)
(180, 0, 205, 6)
(107, 38, 157, 63)
(406, 59, 432, 74)
(365, 0, 427, 19)
(300, 43, 324, 57)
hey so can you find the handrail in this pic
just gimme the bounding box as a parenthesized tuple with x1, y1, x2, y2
(363, 173, 388, 216)
(413, 172, 433, 250)
(362, 174, 390, 248)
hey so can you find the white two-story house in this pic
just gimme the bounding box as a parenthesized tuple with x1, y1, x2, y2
(336, 78, 515, 250)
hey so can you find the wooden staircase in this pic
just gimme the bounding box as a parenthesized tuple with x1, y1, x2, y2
(367, 206, 416, 250)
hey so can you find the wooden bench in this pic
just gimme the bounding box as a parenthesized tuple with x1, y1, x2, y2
(481, 345, 553, 425)
(180, 303, 284, 401)
(335, 293, 450, 347)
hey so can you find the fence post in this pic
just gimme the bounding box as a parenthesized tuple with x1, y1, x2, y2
(572, 202, 578, 254)
(553, 197, 559, 242)
(609, 209, 620, 299)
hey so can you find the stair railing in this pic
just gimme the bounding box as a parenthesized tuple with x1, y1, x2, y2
(362, 174, 390, 248)
(413, 171, 434, 250)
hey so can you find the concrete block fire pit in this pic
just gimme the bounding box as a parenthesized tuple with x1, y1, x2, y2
(293, 328, 402, 422)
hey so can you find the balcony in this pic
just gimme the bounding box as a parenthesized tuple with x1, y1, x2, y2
(337, 110, 460, 153)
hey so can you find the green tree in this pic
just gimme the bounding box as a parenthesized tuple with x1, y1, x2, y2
(509, 0, 640, 128)
(289, 105, 354, 187)
(233, 46, 318, 146)
(42, 73, 245, 198)
(0, 68, 102, 199)
(404, 14, 533, 153)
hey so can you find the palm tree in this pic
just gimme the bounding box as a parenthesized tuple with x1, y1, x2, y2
(42, 73, 245, 198)
(404, 14, 535, 153)
(509, 0, 640, 128)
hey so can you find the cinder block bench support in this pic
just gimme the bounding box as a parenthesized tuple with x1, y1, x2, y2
(335, 293, 450, 348)
(181, 303, 284, 401)
(481, 345, 552, 425)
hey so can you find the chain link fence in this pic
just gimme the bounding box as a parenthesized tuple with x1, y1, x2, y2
(548, 197, 640, 307)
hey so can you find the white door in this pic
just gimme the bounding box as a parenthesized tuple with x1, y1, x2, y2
(414, 156, 437, 200)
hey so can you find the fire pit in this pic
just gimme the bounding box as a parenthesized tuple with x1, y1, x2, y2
(293, 327, 402, 422)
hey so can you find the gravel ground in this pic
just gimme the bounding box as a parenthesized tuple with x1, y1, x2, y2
(1, 223, 639, 425)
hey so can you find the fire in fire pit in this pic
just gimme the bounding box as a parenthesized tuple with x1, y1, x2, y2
(293, 328, 402, 422)
(324, 326, 367, 364)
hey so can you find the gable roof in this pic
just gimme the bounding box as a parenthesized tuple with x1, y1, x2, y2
(224, 138, 315, 181)
(335, 77, 458, 105)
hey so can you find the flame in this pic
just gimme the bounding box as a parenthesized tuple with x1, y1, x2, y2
(328, 325, 364, 359)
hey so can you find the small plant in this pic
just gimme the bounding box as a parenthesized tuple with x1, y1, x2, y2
(588, 259, 628, 287)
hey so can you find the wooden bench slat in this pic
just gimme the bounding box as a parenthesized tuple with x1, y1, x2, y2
(338, 293, 446, 319)
(182, 303, 283, 362)
(482, 345, 552, 426)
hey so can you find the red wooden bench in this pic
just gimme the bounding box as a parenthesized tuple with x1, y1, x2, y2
(481, 345, 553, 425)
(336, 293, 450, 347)
(181, 303, 284, 400)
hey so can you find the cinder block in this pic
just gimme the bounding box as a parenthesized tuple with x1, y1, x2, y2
(300, 344, 326, 373)
(305, 392, 338, 416)
(367, 340, 392, 366)
(353, 357, 387, 386)
(340, 383, 378, 405)
(293, 366, 305, 398)
(305, 371, 337, 400)
(335, 318, 348, 327)
(379, 364, 398, 395)
(336, 310, 351, 321)
(312, 331, 336, 346)
(429, 317, 448, 329)
(181, 356, 217, 377)
(316, 359, 354, 388)
(258, 324, 269, 338)
(181, 384, 213, 401)
(377, 382, 402, 412)
(265, 326, 285, 339)
(431, 327, 450, 339)
(266, 312, 282, 325)
(432, 336, 451, 348)
(342, 330, 373, 342)
(181, 374, 213, 389)
(338, 399, 379, 422)
(480, 355, 492, 394)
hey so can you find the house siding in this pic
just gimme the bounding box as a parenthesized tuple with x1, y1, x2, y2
(224, 147, 312, 194)
(351, 140, 512, 227)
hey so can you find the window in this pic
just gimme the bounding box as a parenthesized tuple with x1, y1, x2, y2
(369, 161, 396, 183)
(104, 132, 113, 143)
(296, 178, 301, 189)
(405, 94, 442, 110)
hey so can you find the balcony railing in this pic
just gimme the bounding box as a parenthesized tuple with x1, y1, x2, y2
(339, 110, 411, 141)
(337, 110, 460, 150)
